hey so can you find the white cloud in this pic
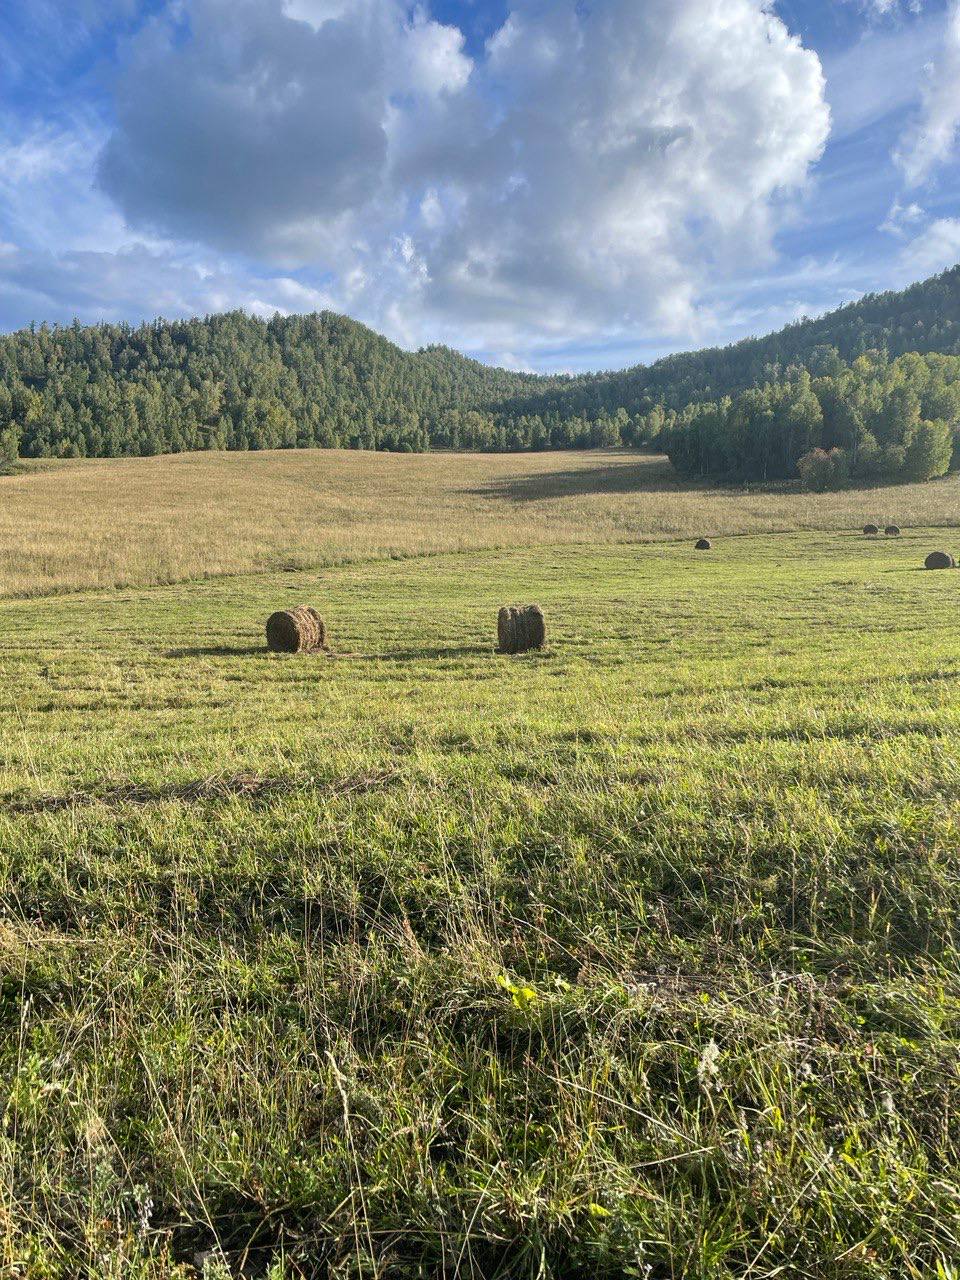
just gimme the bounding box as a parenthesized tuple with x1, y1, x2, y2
(390, 0, 830, 346)
(880, 198, 926, 235)
(282, 0, 354, 24)
(98, 0, 403, 263)
(0, 117, 132, 255)
(823, 9, 942, 141)
(401, 10, 472, 97)
(0, 238, 341, 332)
(97, 0, 475, 267)
(896, 0, 960, 183)
(0, 0, 832, 364)
(0, 112, 341, 331)
(93, 0, 828, 352)
(852, 0, 923, 15)
(283, 0, 472, 97)
(492, 352, 536, 373)
(900, 216, 960, 275)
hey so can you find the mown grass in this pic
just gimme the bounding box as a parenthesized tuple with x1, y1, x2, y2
(3, 447, 960, 598)
(2, 530, 960, 1277)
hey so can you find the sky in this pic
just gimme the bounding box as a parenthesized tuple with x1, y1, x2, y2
(0, 0, 958, 372)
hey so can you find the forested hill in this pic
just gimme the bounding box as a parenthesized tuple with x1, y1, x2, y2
(0, 312, 563, 458)
(507, 265, 960, 422)
(1, 265, 959, 460)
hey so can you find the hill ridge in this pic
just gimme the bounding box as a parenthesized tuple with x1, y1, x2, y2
(1, 264, 959, 459)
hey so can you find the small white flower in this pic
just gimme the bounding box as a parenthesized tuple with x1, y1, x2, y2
(697, 1039, 722, 1091)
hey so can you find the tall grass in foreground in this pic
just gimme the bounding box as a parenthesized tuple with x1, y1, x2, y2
(0, 533, 958, 1276)
(2, 447, 959, 598)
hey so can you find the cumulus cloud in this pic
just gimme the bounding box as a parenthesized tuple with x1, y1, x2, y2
(900, 216, 960, 275)
(896, 0, 960, 184)
(94, 0, 829, 351)
(0, 237, 343, 333)
(0, 107, 337, 332)
(98, 0, 402, 262)
(98, 0, 474, 265)
(401, 10, 472, 96)
(397, 0, 828, 342)
(0, 116, 131, 255)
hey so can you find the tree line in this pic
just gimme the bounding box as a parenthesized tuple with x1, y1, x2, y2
(659, 350, 960, 487)
(1, 265, 960, 474)
(0, 311, 642, 460)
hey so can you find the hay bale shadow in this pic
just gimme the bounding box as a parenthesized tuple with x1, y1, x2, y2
(166, 645, 271, 659)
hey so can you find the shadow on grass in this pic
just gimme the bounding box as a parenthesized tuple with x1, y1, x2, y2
(5, 767, 401, 815)
(464, 456, 682, 502)
(697, 719, 948, 746)
(168, 643, 543, 663)
(882, 566, 956, 574)
(166, 644, 272, 658)
(906, 668, 960, 685)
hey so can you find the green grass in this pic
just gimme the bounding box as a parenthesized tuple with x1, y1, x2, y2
(2, 531, 960, 1278)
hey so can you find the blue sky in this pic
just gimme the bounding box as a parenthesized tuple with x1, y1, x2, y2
(0, 0, 958, 371)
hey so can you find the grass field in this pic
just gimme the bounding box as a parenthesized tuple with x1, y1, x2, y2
(2, 524, 960, 1278)
(4, 447, 960, 598)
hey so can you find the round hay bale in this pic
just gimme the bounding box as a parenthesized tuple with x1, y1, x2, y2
(498, 604, 546, 654)
(695, 538, 712, 551)
(266, 605, 327, 653)
(885, 525, 901, 537)
(497, 606, 515, 654)
(925, 551, 955, 571)
(863, 524, 880, 536)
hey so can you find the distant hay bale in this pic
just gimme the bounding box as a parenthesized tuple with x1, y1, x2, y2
(863, 524, 880, 536)
(266, 606, 328, 653)
(497, 604, 547, 654)
(924, 551, 955, 571)
(695, 538, 712, 551)
(885, 525, 901, 537)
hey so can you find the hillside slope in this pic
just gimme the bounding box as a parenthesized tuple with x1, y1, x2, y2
(1, 265, 959, 459)
(515, 264, 960, 420)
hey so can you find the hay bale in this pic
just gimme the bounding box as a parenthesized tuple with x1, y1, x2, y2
(266, 606, 328, 653)
(885, 525, 901, 537)
(497, 604, 546, 654)
(695, 538, 712, 551)
(863, 524, 880, 536)
(497, 606, 515, 655)
(924, 551, 956, 571)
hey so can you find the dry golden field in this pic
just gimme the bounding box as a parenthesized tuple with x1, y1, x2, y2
(3, 446, 960, 597)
